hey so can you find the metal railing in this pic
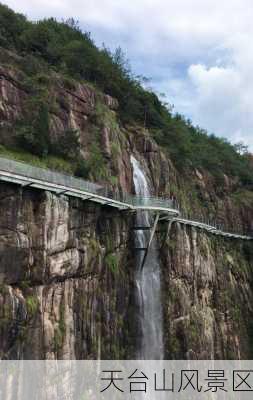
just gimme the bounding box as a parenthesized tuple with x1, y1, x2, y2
(0, 156, 251, 239)
(173, 217, 253, 240)
(97, 186, 176, 209)
(0, 157, 178, 211)
(0, 157, 102, 193)
(177, 208, 253, 239)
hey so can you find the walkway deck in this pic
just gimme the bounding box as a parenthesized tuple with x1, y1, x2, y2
(159, 216, 253, 241)
(0, 157, 178, 214)
(0, 156, 252, 241)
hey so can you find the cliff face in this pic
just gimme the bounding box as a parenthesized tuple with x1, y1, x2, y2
(160, 224, 253, 359)
(0, 49, 253, 359)
(0, 185, 252, 360)
(0, 185, 135, 359)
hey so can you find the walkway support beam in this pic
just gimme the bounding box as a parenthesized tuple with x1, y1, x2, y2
(140, 212, 160, 271)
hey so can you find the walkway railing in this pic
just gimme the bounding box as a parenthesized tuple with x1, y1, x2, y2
(171, 217, 253, 240)
(0, 156, 252, 240)
(0, 157, 102, 194)
(0, 156, 177, 212)
(98, 187, 176, 209)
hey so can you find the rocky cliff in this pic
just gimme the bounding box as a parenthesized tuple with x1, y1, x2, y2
(0, 186, 135, 359)
(160, 224, 253, 359)
(0, 47, 253, 359)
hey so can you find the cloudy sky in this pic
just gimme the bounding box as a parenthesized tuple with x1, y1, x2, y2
(3, 0, 253, 150)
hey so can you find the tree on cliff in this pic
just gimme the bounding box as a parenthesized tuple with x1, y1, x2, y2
(17, 103, 50, 157)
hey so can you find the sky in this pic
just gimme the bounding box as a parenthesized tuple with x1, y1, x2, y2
(3, 0, 253, 151)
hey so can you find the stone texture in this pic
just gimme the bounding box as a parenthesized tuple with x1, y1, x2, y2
(0, 186, 134, 359)
(0, 49, 252, 360)
(160, 223, 253, 359)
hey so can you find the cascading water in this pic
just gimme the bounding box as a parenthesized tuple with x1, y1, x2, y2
(130, 155, 164, 360)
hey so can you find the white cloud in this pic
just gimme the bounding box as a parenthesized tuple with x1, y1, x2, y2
(186, 53, 253, 150)
(3, 0, 253, 150)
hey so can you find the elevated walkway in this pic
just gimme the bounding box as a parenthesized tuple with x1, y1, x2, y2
(159, 216, 253, 241)
(0, 156, 252, 244)
(137, 215, 252, 270)
(0, 157, 178, 215)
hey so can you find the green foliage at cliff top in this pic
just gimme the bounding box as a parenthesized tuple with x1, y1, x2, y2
(0, 3, 252, 187)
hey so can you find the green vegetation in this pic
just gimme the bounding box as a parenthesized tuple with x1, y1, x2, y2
(26, 295, 39, 316)
(54, 302, 66, 352)
(0, 3, 252, 186)
(105, 253, 119, 274)
(0, 144, 74, 174)
(243, 242, 253, 263)
(74, 143, 108, 181)
(17, 102, 51, 157)
(108, 175, 118, 186)
(15, 89, 81, 160)
(111, 142, 120, 159)
(88, 143, 108, 180)
(54, 129, 80, 159)
(232, 189, 253, 207)
(0, 303, 12, 330)
(89, 238, 100, 258)
(0, 284, 8, 295)
(152, 118, 253, 186)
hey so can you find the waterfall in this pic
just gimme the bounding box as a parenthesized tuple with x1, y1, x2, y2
(130, 155, 164, 360)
